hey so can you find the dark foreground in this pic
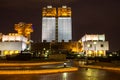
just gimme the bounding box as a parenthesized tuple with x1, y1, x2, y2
(0, 68, 120, 80)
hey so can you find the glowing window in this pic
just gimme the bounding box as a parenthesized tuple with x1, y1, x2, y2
(99, 50, 103, 54)
(88, 51, 92, 54)
(4, 50, 9, 55)
(10, 50, 14, 54)
(15, 50, 19, 54)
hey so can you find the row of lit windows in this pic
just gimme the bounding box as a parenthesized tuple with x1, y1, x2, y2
(87, 44, 104, 47)
(87, 50, 104, 54)
(87, 50, 105, 57)
(42, 6, 71, 17)
(3, 50, 19, 55)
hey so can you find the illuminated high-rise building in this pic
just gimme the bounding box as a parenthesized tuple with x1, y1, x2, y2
(42, 5, 72, 42)
(58, 6, 72, 42)
(42, 6, 56, 42)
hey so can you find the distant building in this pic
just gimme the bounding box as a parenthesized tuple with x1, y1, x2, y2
(80, 34, 109, 57)
(42, 5, 72, 42)
(42, 6, 56, 42)
(58, 6, 72, 42)
(0, 33, 27, 57)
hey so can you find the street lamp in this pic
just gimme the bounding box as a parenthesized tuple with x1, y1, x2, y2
(85, 44, 90, 65)
(64, 62, 67, 67)
(87, 44, 90, 56)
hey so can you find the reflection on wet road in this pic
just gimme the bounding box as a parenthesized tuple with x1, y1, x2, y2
(0, 68, 120, 80)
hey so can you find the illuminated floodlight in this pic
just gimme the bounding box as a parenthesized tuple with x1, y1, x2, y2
(87, 44, 90, 47)
(93, 42, 97, 44)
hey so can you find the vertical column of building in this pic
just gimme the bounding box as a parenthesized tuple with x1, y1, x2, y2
(42, 6, 56, 42)
(55, 7, 58, 42)
(58, 6, 72, 42)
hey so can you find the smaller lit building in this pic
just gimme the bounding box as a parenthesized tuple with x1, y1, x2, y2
(0, 33, 28, 57)
(80, 34, 109, 57)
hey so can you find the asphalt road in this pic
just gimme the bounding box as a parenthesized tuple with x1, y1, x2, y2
(0, 68, 120, 80)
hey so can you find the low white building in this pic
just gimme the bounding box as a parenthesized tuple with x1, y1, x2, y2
(81, 34, 109, 57)
(0, 33, 27, 57)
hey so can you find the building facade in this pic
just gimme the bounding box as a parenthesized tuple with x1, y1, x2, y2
(42, 6, 72, 42)
(81, 34, 109, 57)
(0, 33, 27, 57)
(42, 6, 56, 42)
(58, 6, 72, 42)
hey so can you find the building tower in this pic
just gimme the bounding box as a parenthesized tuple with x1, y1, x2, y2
(42, 6, 56, 42)
(58, 6, 72, 42)
(14, 22, 33, 50)
(42, 5, 72, 42)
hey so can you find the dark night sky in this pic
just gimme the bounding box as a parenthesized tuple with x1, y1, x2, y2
(0, 0, 120, 51)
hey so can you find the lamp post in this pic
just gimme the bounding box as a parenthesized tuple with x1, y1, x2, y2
(85, 44, 90, 65)
(93, 42, 97, 62)
(87, 44, 90, 55)
(93, 42, 97, 56)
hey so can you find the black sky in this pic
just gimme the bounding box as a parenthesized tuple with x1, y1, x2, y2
(0, 0, 120, 51)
